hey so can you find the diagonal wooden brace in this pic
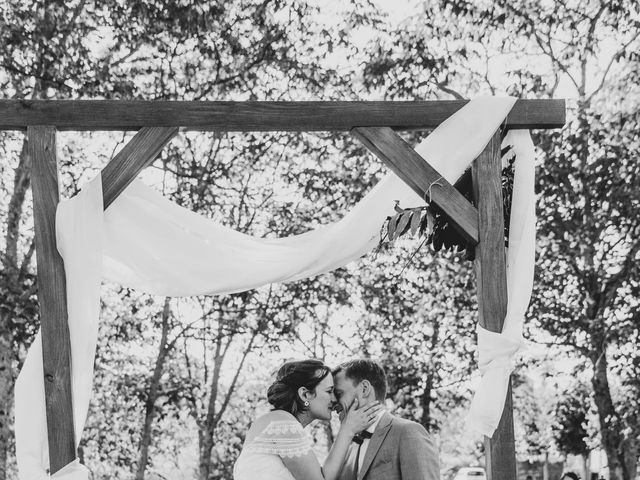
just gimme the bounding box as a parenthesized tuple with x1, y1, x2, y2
(351, 126, 479, 244)
(102, 126, 179, 209)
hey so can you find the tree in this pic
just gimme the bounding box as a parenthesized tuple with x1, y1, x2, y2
(136, 297, 173, 480)
(553, 381, 593, 479)
(512, 372, 559, 480)
(359, 249, 477, 431)
(338, 230, 478, 437)
(79, 286, 160, 479)
(531, 49, 640, 480)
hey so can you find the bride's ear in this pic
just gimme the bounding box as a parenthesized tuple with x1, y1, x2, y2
(297, 386, 311, 404)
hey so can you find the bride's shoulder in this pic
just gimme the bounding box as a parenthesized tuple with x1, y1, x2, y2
(247, 410, 302, 438)
(269, 409, 297, 419)
(255, 409, 298, 424)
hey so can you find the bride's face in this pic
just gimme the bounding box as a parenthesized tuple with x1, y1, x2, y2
(306, 374, 337, 421)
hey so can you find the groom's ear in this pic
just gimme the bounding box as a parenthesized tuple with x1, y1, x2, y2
(360, 380, 373, 398)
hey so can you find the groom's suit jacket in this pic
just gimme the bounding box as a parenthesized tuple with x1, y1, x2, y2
(338, 411, 440, 480)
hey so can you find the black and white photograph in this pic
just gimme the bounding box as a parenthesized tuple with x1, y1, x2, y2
(0, 1, 638, 480)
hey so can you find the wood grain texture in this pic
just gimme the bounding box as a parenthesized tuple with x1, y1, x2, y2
(472, 132, 516, 480)
(29, 126, 76, 474)
(102, 127, 178, 209)
(485, 382, 517, 480)
(472, 133, 509, 332)
(0, 99, 566, 131)
(352, 126, 479, 244)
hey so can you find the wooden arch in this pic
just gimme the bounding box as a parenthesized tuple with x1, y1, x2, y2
(2, 99, 566, 479)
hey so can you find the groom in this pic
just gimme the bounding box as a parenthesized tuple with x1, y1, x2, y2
(333, 359, 440, 480)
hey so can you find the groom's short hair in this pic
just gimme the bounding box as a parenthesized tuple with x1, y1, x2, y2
(333, 359, 387, 401)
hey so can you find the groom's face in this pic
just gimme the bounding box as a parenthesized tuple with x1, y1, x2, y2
(333, 371, 363, 417)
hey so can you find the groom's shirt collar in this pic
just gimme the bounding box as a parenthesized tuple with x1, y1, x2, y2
(365, 409, 385, 434)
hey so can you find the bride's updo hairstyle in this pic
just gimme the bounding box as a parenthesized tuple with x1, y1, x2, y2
(267, 359, 331, 416)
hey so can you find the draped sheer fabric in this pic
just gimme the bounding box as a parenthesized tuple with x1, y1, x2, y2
(14, 97, 534, 479)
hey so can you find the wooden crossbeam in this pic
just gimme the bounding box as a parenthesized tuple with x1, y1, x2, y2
(0, 99, 566, 131)
(472, 132, 516, 480)
(29, 126, 76, 474)
(352, 126, 479, 244)
(102, 127, 179, 209)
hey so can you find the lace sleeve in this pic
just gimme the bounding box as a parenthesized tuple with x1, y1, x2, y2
(245, 420, 312, 458)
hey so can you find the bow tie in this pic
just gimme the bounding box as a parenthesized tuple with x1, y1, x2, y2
(352, 431, 373, 444)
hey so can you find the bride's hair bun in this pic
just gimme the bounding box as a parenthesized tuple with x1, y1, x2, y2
(267, 359, 331, 416)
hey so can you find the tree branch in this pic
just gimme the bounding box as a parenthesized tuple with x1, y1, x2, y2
(500, 2, 581, 93)
(58, 0, 87, 54)
(600, 237, 640, 309)
(213, 331, 258, 426)
(587, 30, 640, 103)
(17, 239, 35, 282)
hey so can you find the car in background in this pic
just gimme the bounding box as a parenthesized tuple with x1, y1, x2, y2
(453, 467, 487, 480)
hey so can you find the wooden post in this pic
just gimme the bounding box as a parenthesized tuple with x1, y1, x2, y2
(472, 132, 516, 480)
(29, 126, 76, 474)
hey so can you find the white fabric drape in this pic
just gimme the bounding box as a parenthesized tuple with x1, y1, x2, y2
(15, 179, 103, 480)
(466, 129, 536, 436)
(14, 97, 532, 478)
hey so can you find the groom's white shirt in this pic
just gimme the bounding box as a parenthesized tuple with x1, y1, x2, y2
(357, 409, 386, 473)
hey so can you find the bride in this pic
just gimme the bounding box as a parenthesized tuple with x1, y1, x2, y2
(233, 359, 382, 480)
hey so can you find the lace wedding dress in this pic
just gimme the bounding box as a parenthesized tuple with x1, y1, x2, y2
(233, 411, 312, 480)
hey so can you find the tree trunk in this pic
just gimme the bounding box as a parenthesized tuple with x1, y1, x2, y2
(198, 432, 214, 480)
(588, 326, 640, 480)
(135, 297, 172, 480)
(591, 348, 630, 480)
(620, 440, 638, 480)
(198, 322, 226, 480)
(420, 368, 434, 430)
(583, 453, 590, 480)
(543, 451, 549, 480)
(198, 428, 210, 480)
(198, 325, 257, 480)
(0, 328, 11, 480)
(420, 318, 439, 430)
